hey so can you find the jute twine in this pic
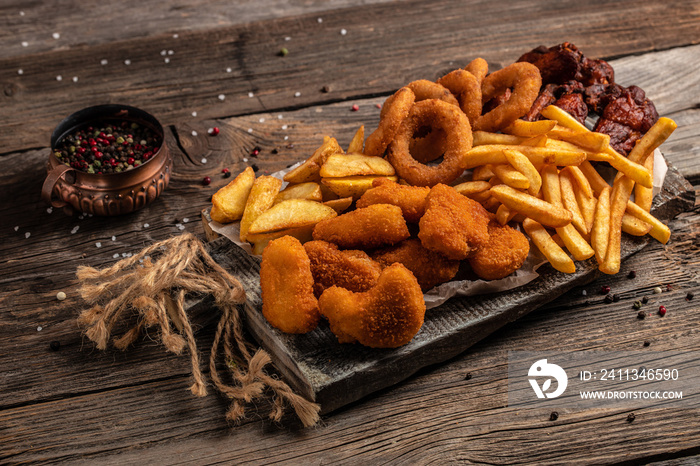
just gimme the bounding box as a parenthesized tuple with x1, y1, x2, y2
(75, 232, 321, 427)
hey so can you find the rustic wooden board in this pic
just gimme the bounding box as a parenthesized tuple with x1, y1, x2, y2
(207, 162, 695, 414)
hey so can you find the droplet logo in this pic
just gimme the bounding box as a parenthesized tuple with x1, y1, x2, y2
(528, 359, 568, 399)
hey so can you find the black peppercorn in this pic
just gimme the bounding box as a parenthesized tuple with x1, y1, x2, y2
(550, 412, 559, 421)
(627, 413, 636, 422)
(637, 310, 646, 320)
(604, 294, 614, 303)
(49, 341, 61, 351)
(464, 372, 472, 381)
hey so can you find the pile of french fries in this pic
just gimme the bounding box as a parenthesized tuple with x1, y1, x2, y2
(210, 125, 399, 254)
(459, 105, 676, 275)
(210, 104, 676, 276)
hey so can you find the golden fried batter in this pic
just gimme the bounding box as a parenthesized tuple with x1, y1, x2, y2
(371, 238, 459, 291)
(418, 183, 491, 260)
(312, 203, 410, 250)
(355, 178, 430, 223)
(259, 236, 320, 334)
(318, 263, 426, 348)
(468, 221, 530, 280)
(304, 240, 382, 297)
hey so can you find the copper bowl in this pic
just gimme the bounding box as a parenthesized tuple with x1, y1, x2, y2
(42, 104, 172, 216)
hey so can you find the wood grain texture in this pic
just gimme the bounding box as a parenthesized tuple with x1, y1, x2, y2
(2, 0, 700, 154)
(2, 1, 700, 463)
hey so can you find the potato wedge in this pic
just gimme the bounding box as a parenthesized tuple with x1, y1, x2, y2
(319, 153, 396, 178)
(273, 182, 323, 204)
(210, 166, 255, 224)
(239, 176, 283, 242)
(249, 225, 316, 255)
(283, 136, 343, 183)
(248, 199, 337, 237)
(321, 175, 398, 199)
(347, 125, 365, 153)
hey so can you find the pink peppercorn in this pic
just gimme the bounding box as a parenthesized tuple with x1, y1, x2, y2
(658, 305, 667, 317)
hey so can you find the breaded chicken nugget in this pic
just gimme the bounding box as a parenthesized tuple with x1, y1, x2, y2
(318, 263, 426, 348)
(468, 221, 530, 280)
(304, 240, 382, 297)
(356, 178, 430, 223)
(371, 238, 459, 291)
(418, 183, 491, 260)
(260, 236, 320, 334)
(312, 204, 410, 250)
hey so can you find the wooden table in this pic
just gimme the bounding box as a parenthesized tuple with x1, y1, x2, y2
(2, 1, 699, 463)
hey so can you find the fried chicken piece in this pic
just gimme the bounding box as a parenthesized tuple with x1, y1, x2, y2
(418, 183, 491, 260)
(356, 178, 430, 223)
(593, 86, 659, 154)
(318, 263, 426, 348)
(553, 92, 588, 124)
(371, 238, 459, 291)
(304, 240, 382, 297)
(312, 203, 410, 250)
(260, 236, 320, 333)
(468, 221, 530, 280)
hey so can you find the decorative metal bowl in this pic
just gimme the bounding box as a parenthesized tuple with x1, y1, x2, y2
(42, 104, 172, 216)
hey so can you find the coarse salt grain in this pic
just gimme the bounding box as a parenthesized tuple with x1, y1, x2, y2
(124, 59, 131, 65)
(317, 17, 323, 23)
(46, 207, 53, 214)
(56, 75, 62, 81)
(21, 41, 28, 47)
(19, 11, 25, 16)
(281, 124, 288, 130)
(72, 76, 78, 82)
(101, 59, 108, 65)
(247, 128, 253, 133)
(173, 33, 179, 39)
(176, 223, 185, 230)
(277, 114, 283, 119)
(71, 226, 79, 234)
(201, 157, 208, 164)
(243, 158, 248, 162)
(143, 223, 150, 228)
(285, 36, 291, 41)
(95, 242, 102, 248)
(25, 232, 31, 239)
(18, 69, 23, 75)
(294, 91, 301, 97)
(259, 118, 265, 123)
(160, 50, 167, 56)
(182, 218, 189, 223)
(248, 92, 254, 98)
(191, 111, 198, 117)
(14, 226, 19, 231)
(340, 29, 347, 35)
(218, 94, 226, 101)
(37, 326, 43, 331)
(168, 50, 174, 55)
(52, 32, 60, 39)
(112, 236, 116, 241)
(113, 253, 120, 258)
(284, 135, 289, 140)
(164, 58, 170, 64)
(192, 130, 198, 137)
(226, 67, 232, 73)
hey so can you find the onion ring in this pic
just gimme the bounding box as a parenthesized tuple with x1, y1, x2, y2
(408, 127, 447, 163)
(405, 79, 459, 107)
(465, 57, 489, 85)
(474, 62, 542, 132)
(437, 69, 483, 126)
(365, 87, 415, 157)
(387, 99, 473, 187)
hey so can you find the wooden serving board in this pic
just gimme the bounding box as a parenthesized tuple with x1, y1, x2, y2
(206, 161, 694, 415)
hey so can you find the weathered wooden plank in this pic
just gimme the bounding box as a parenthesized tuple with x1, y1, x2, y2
(2, 209, 698, 464)
(2, 0, 700, 154)
(0, 0, 396, 60)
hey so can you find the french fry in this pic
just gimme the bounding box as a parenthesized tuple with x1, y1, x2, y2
(600, 176, 636, 275)
(521, 134, 549, 147)
(523, 218, 576, 274)
(562, 166, 594, 199)
(540, 105, 588, 133)
(496, 204, 517, 225)
(273, 182, 323, 204)
(634, 152, 654, 212)
(472, 164, 496, 181)
(489, 185, 572, 228)
(556, 223, 595, 261)
(578, 160, 609, 196)
(283, 136, 343, 183)
(503, 149, 542, 195)
(604, 146, 652, 189)
(574, 185, 596, 234)
(466, 189, 492, 204)
(239, 176, 284, 242)
(540, 165, 562, 206)
(465, 144, 586, 168)
(622, 213, 652, 236)
(210, 166, 256, 224)
(493, 163, 530, 190)
(347, 125, 365, 153)
(559, 169, 587, 236)
(627, 117, 677, 164)
(590, 186, 611, 264)
(502, 119, 557, 137)
(625, 201, 671, 244)
(472, 131, 526, 146)
(453, 180, 491, 196)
